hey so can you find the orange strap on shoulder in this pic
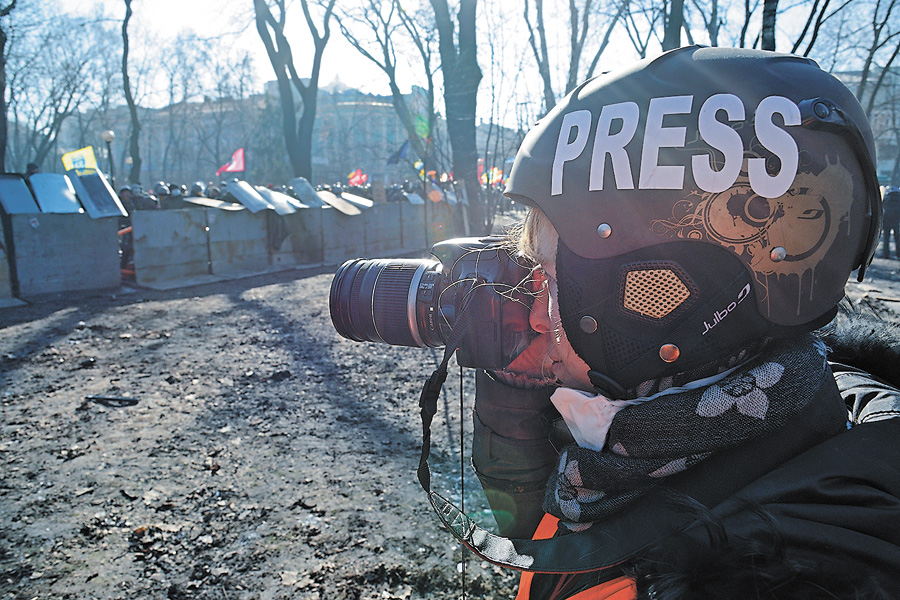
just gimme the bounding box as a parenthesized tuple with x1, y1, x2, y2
(566, 576, 636, 600)
(515, 514, 560, 600)
(514, 514, 636, 600)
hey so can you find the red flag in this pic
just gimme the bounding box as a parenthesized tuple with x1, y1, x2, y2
(216, 148, 245, 177)
(347, 168, 368, 186)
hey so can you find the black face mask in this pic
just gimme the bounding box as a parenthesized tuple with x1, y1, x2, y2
(555, 239, 770, 398)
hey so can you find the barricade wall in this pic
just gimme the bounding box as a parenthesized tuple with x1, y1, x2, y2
(322, 207, 370, 264)
(208, 210, 271, 277)
(1, 196, 472, 302)
(401, 204, 427, 251)
(363, 204, 404, 255)
(133, 208, 209, 287)
(282, 209, 323, 266)
(0, 221, 15, 302)
(12, 213, 120, 296)
(427, 201, 460, 246)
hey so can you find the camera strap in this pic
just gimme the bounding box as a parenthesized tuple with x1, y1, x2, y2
(413, 297, 755, 575)
(415, 300, 471, 494)
(414, 301, 574, 572)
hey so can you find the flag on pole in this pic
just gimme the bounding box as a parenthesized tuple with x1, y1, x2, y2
(347, 168, 368, 186)
(216, 148, 245, 177)
(386, 140, 409, 165)
(61, 146, 99, 174)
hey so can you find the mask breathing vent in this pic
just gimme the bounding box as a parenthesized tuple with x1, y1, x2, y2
(619, 261, 697, 322)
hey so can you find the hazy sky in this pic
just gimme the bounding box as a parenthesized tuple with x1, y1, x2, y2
(63, 0, 419, 99)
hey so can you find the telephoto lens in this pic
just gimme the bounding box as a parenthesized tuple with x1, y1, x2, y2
(329, 257, 446, 349)
(329, 238, 537, 370)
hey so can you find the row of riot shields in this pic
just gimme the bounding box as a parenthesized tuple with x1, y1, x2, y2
(0, 170, 127, 219)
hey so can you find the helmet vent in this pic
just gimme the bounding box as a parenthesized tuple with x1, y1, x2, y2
(621, 264, 694, 321)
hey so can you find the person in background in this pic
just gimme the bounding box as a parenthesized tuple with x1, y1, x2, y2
(881, 185, 900, 259)
(118, 185, 136, 213)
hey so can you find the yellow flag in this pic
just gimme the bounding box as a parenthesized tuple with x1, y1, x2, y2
(61, 146, 99, 173)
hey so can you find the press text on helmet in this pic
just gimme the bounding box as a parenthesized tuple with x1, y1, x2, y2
(551, 94, 801, 199)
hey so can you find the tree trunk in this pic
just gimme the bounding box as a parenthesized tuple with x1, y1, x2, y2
(295, 86, 317, 180)
(0, 1, 16, 172)
(253, 0, 334, 181)
(122, 0, 142, 184)
(761, 0, 778, 51)
(431, 0, 486, 234)
(663, 0, 684, 51)
(523, 0, 556, 114)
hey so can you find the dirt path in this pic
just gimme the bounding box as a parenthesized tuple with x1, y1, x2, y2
(2, 253, 899, 600)
(0, 266, 516, 600)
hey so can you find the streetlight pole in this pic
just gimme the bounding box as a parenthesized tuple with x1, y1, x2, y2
(101, 130, 116, 189)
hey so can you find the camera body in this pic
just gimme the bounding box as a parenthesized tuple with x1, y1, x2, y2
(329, 237, 535, 369)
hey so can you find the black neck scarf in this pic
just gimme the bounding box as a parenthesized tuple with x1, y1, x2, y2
(545, 334, 829, 527)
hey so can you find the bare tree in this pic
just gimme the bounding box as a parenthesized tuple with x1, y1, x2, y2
(195, 50, 259, 181)
(0, 0, 16, 172)
(760, 0, 778, 50)
(5, 14, 102, 170)
(335, 0, 437, 167)
(253, 0, 337, 180)
(430, 0, 486, 233)
(857, 0, 900, 105)
(122, 0, 142, 184)
(663, 0, 685, 50)
(687, 0, 721, 46)
(523, 0, 629, 114)
(622, 0, 664, 57)
(523, 0, 556, 111)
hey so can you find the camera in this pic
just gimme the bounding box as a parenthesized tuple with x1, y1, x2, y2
(329, 237, 536, 369)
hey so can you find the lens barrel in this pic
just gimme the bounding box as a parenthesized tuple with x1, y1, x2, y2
(330, 258, 444, 348)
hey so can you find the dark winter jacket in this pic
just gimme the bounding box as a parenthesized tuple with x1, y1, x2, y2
(883, 191, 900, 223)
(473, 306, 900, 600)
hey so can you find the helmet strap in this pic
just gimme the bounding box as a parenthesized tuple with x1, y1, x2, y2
(587, 370, 628, 400)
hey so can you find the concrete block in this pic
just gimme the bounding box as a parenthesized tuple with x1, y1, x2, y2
(0, 222, 19, 306)
(11, 213, 120, 297)
(133, 208, 209, 287)
(427, 201, 457, 246)
(266, 212, 298, 268)
(322, 207, 369, 265)
(364, 204, 405, 256)
(401, 204, 427, 251)
(283, 209, 324, 266)
(208, 210, 271, 276)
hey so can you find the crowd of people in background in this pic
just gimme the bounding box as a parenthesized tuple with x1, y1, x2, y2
(114, 177, 496, 212)
(117, 180, 220, 212)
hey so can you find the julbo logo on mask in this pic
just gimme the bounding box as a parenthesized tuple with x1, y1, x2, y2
(551, 94, 801, 199)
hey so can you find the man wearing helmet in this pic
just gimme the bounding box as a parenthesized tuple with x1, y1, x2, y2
(469, 47, 900, 599)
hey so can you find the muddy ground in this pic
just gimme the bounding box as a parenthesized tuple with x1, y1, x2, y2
(2, 248, 899, 600)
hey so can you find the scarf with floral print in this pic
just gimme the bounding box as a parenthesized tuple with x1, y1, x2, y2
(544, 334, 829, 526)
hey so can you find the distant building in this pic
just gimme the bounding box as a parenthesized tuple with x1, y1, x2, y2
(833, 68, 900, 185)
(45, 78, 521, 191)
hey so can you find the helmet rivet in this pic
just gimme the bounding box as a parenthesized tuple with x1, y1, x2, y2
(659, 344, 680, 363)
(580, 316, 598, 333)
(597, 223, 612, 238)
(770, 246, 787, 262)
(813, 102, 831, 119)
